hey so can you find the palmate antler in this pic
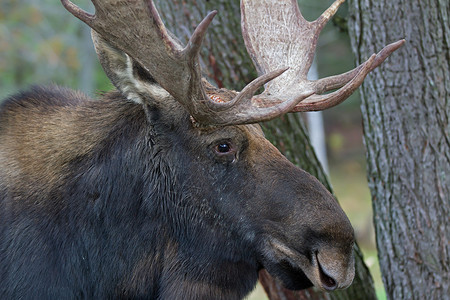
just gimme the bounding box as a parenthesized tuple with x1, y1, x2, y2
(241, 0, 405, 112)
(61, 0, 404, 126)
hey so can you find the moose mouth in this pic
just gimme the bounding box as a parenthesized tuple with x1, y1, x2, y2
(261, 239, 345, 291)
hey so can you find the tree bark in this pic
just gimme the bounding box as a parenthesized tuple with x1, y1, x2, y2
(348, 0, 449, 299)
(156, 1, 377, 299)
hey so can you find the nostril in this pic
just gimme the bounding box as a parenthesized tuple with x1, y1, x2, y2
(319, 266, 337, 291)
(315, 252, 338, 291)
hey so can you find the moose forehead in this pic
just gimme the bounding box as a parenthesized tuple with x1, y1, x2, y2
(195, 122, 265, 141)
(189, 117, 273, 150)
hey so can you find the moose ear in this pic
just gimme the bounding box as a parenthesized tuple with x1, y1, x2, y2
(91, 30, 171, 104)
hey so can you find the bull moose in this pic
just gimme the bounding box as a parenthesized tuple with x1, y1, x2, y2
(0, 0, 404, 299)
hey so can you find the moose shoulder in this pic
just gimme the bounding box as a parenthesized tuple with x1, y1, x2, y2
(0, 0, 403, 299)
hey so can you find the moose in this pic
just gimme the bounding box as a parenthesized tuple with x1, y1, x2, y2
(0, 0, 403, 299)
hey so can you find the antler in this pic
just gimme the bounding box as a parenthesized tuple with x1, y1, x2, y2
(61, 0, 214, 120)
(62, 0, 404, 126)
(241, 0, 405, 112)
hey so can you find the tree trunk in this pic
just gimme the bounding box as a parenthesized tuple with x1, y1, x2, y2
(348, 0, 449, 299)
(156, 1, 377, 299)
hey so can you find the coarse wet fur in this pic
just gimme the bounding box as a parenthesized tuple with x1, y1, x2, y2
(0, 34, 355, 299)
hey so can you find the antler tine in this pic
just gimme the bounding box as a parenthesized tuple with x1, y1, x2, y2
(184, 11, 218, 60)
(311, 39, 406, 94)
(286, 40, 407, 112)
(61, 0, 95, 27)
(291, 54, 376, 112)
(314, 0, 345, 31)
(370, 39, 406, 72)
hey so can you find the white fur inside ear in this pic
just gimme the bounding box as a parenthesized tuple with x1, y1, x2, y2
(116, 55, 172, 104)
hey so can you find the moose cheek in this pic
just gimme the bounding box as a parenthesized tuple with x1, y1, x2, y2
(215, 154, 237, 164)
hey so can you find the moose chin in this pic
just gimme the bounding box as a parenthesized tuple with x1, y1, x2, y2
(0, 0, 403, 299)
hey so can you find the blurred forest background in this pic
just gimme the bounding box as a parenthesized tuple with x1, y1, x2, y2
(0, 0, 385, 299)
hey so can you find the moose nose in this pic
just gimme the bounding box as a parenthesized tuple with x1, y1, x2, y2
(314, 249, 355, 291)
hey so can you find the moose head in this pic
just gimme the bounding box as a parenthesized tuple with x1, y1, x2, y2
(0, 0, 403, 298)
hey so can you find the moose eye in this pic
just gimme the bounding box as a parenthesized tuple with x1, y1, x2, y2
(213, 141, 237, 163)
(215, 142, 232, 154)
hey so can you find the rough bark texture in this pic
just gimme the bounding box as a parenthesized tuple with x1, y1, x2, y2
(155, 1, 377, 299)
(348, 0, 449, 299)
